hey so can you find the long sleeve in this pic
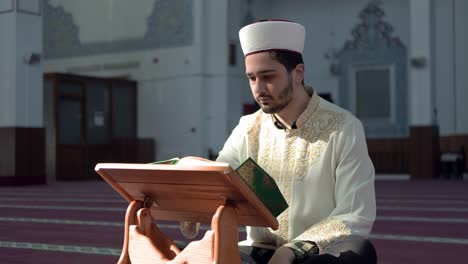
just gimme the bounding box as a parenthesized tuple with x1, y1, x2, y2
(216, 122, 242, 167)
(293, 119, 376, 250)
(213, 95, 376, 252)
(216, 114, 255, 167)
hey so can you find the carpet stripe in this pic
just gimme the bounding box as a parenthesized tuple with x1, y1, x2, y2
(2, 204, 468, 213)
(3, 197, 468, 205)
(0, 217, 215, 230)
(0, 197, 123, 203)
(378, 199, 468, 205)
(0, 193, 118, 198)
(0, 241, 121, 256)
(370, 234, 468, 245)
(376, 216, 468, 223)
(378, 206, 468, 212)
(0, 217, 124, 227)
(0, 204, 124, 212)
(3, 216, 467, 227)
(1, 233, 467, 257)
(377, 194, 468, 199)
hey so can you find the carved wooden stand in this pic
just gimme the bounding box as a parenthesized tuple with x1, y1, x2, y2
(118, 200, 242, 264)
(95, 160, 278, 264)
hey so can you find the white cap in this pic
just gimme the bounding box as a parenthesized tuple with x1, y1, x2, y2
(239, 20, 306, 57)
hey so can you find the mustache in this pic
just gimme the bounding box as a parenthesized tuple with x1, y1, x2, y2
(256, 93, 273, 99)
(255, 97, 273, 103)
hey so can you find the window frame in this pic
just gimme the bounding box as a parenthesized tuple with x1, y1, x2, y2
(350, 64, 397, 126)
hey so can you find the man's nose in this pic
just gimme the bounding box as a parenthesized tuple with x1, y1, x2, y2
(254, 79, 266, 94)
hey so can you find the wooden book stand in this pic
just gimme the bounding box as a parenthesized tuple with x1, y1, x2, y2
(95, 158, 278, 264)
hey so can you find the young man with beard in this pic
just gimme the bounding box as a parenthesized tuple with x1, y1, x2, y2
(215, 20, 377, 264)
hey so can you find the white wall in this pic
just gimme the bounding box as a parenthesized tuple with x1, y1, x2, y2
(225, 0, 257, 146)
(0, 12, 16, 127)
(15, 12, 43, 127)
(47, 0, 155, 43)
(138, 76, 205, 158)
(0, 9, 16, 175)
(409, 0, 433, 126)
(0, 2, 43, 177)
(259, 0, 467, 135)
(233, 0, 409, 105)
(41, 0, 468, 163)
(434, 0, 455, 134)
(44, 0, 234, 160)
(433, 0, 468, 135)
(454, 0, 468, 133)
(200, 0, 230, 157)
(0, 4, 43, 128)
(43, 11, 203, 160)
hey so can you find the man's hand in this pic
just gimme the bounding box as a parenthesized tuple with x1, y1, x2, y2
(179, 221, 199, 239)
(268, 246, 295, 264)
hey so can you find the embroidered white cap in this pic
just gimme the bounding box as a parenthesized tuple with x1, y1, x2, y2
(239, 20, 306, 57)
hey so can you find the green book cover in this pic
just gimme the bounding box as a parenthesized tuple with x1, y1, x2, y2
(235, 158, 288, 217)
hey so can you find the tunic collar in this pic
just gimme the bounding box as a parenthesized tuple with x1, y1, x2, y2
(271, 86, 320, 130)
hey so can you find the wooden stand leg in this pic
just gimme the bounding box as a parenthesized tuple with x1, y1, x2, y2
(118, 200, 143, 264)
(119, 201, 180, 264)
(136, 208, 180, 259)
(212, 203, 241, 264)
(128, 208, 180, 263)
(122, 201, 241, 264)
(172, 203, 241, 264)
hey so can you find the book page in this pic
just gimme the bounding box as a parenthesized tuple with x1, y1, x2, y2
(176, 156, 230, 167)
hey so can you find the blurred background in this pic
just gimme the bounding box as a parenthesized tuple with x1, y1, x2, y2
(0, 0, 468, 263)
(1, 0, 467, 183)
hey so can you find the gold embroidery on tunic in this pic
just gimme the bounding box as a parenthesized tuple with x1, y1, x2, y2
(296, 217, 352, 250)
(246, 93, 346, 244)
(246, 111, 262, 161)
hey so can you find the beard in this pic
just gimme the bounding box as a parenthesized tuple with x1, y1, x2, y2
(256, 77, 294, 114)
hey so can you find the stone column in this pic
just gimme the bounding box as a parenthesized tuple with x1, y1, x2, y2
(408, 0, 439, 179)
(0, 0, 45, 185)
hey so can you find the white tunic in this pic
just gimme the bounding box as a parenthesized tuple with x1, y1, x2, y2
(216, 91, 376, 250)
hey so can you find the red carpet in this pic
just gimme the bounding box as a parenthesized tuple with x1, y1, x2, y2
(0, 179, 467, 263)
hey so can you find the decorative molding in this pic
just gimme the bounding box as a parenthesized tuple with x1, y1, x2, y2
(337, 0, 407, 137)
(43, 0, 193, 59)
(17, 0, 42, 16)
(0, 0, 14, 15)
(340, 0, 403, 52)
(43, 2, 80, 58)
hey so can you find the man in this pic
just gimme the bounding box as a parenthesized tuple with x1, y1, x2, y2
(216, 20, 377, 264)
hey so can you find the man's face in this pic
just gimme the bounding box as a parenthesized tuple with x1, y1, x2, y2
(245, 52, 294, 114)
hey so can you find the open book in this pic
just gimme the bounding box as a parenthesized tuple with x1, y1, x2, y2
(151, 156, 288, 217)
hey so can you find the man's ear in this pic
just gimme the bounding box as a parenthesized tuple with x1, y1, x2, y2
(294, 64, 305, 84)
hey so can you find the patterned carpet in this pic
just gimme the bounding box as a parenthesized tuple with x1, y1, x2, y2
(0, 179, 467, 263)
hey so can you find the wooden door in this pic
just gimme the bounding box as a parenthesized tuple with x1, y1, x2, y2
(56, 80, 86, 180)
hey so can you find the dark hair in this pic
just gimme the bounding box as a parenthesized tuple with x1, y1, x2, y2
(269, 50, 304, 84)
(268, 50, 304, 72)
